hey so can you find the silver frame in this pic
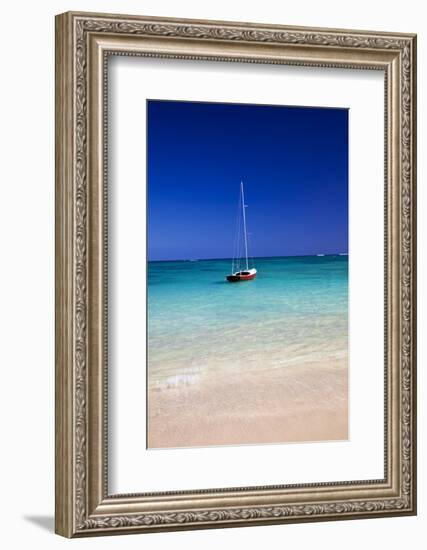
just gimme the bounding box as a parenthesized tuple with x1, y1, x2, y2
(55, 11, 417, 537)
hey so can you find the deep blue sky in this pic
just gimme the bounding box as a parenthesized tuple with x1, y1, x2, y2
(147, 100, 348, 261)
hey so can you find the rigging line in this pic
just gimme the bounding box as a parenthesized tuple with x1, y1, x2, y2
(241, 182, 249, 271)
(247, 232, 255, 268)
(235, 201, 242, 272)
(234, 194, 239, 272)
(238, 193, 243, 271)
(231, 194, 237, 271)
(232, 190, 241, 273)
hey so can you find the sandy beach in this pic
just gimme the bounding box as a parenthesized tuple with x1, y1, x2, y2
(148, 358, 348, 448)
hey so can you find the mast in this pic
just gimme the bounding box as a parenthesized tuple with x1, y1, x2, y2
(241, 181, 249, 270)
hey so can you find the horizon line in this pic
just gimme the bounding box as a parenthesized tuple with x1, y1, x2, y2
(148, 252, 348, 263)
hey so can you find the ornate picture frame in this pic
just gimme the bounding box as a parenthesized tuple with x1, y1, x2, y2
(55, 11, 417, 537)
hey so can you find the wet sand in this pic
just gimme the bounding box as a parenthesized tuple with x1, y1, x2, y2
(148, 359, 348, 448)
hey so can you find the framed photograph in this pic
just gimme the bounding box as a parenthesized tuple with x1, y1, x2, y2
(55, 11, 417, 537)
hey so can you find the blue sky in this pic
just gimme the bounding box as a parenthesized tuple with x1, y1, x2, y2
(147, 100, 348, 261)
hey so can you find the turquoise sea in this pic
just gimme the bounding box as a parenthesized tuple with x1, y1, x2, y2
(147, 255, 348, 390)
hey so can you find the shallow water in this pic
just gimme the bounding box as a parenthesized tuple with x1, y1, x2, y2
(148, 255, 348, 389)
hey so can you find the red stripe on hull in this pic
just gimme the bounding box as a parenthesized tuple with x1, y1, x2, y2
(239, 273, 256, 280)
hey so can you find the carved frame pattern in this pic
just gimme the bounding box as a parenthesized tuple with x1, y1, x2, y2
(55, 11, 416, 537)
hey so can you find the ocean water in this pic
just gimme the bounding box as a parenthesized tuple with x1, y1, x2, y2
(148, 255, 348, 390)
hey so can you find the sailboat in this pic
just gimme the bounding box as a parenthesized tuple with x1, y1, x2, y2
(226, 182, 257, 282)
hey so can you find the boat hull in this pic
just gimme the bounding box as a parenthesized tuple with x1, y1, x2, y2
(226, 270, 257, 282)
